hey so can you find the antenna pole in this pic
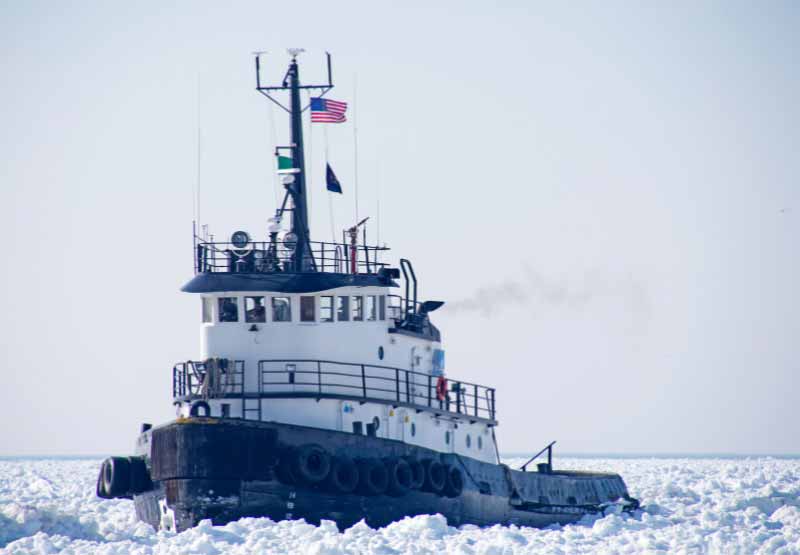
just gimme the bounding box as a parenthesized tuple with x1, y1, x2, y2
(353, 73, 359, 223)
(196, 73, 202, 230)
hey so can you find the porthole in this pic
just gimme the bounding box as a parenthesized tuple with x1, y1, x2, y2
(478, 436, 483, 450)
(466, 434, 471, 448)
(411, 423, 416, 437)
(372, 416, 380, 431)
(445, 431, 450, 445)
(378, 346, 385, 360)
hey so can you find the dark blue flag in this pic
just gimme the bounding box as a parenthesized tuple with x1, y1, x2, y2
(326, 163, 342, 194)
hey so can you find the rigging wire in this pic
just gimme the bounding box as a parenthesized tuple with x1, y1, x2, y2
(324, 124, 336, 243)
(267, 97, 280, 208)
(306, 90, 313, 222)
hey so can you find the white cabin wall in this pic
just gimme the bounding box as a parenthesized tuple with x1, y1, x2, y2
(183, 286, 503, 462)
(199, 286, 441, 379)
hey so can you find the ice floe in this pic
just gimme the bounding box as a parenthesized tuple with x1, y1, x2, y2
(1, 457, 799, 554)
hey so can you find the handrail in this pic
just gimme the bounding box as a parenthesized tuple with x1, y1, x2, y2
(172, 360, 245, 398)
(257, 359, 497, 422)
(172, 358, 498, 424)
(257, 359, 492, 392)
(520, 440, 556, 472)
(193, 236, 390, 275)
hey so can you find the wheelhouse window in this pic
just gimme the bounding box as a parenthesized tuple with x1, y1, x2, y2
(202, 298, 213, 323)
(272, 297, 292, 322)
(352, 296, 364, 321)
(300, 296, 315, 322)
(366, 295, 377, 321)
(245, 296, 266, 323)
(218, 297, 238, 322)
(337, 296, 349, 321)
(379, 295, 386, 321)
(320, 296, 334, 322)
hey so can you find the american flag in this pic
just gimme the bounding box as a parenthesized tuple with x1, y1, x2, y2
(310, 97, 347, 123)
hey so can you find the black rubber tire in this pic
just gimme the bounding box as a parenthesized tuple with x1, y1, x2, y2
(384, 458, 412, 497)
(357, 459, 389, 496)
(292, 444, 331, 485)
(189, 401, 211, 417)
(327, 457, 359, 494)
(421, 459, 445, 494)
(128, 456, 152, 494)
(443, 465, 464, 498)
(96, 459, 111, 499)
(404, 458, 425, 490)
(102, 456, 131, 498)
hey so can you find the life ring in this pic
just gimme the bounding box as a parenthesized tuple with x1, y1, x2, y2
(436, 376, 448, 401)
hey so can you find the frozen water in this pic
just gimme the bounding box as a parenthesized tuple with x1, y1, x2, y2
(1, 457, 799, 554)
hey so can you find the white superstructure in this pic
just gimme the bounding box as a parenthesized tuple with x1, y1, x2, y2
(170, 50, 498, 465)
(174, 281, 498, 464)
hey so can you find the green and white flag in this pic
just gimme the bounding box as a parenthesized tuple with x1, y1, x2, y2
(276, 155, 300, 174)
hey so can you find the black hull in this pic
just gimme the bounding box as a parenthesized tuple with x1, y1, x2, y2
(130, 417, 635, 531)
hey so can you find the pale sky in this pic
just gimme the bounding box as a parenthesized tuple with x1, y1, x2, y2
(1, 1, 798, 456)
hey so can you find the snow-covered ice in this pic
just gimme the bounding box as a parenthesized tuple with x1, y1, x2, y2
(1, 456, 799, 554)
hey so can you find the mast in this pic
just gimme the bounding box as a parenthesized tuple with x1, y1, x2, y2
(254, 50, 333, 273)
(287, 56, 311, 271)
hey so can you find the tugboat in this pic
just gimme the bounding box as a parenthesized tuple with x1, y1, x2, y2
(96, 50, 639, 532)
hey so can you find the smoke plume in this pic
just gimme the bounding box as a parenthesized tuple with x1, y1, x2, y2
(442, 265, 651, 325)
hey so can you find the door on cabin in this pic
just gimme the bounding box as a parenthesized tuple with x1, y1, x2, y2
(447, 425, 456, 454)
(396, 409, 406, 442)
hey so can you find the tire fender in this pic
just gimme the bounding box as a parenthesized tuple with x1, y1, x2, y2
(128, 456, 152, 494)
(357, 459, 389, 496)
(421, 459, 446, 494)
(293, 444, 331, 485)
(403, 457, 425, 490)
(443, 465, 464, 497)
(384, 457, 412, 497)
(189, 401, 211, 417)
(327, 457, 359, 494)
(101, 456, 131, 498)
